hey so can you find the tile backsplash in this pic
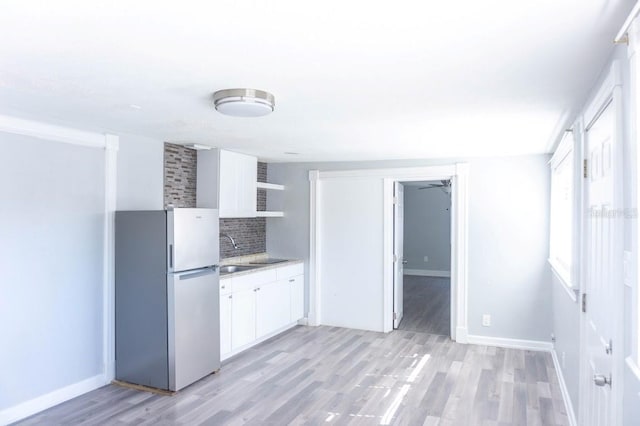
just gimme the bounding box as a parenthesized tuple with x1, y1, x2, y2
(163, 143, 267, 259)
(164, 143, 197, 208)
(219, 217, 266, 258)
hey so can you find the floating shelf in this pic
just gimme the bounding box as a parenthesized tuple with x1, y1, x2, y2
(256, 182, 284, 191)
(256, 211, 284, 217)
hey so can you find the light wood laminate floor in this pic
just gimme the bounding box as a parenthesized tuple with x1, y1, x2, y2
(398, 276, 451, 336)
(17, 325, 569, 426)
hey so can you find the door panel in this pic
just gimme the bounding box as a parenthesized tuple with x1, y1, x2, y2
(231, 288, 256, 349)
(290, 275, 304, 321)
(583, 101, 619, 426)
(169, 208, 219, 272)
(220, 293, 232, 357)
(257, 280, 291, 338)
(393, 182, 404, 328)
(168, 267, 220, 391)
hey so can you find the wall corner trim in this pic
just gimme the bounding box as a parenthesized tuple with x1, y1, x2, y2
(0, 374, 107, 425)
(551, 350, 578, 426)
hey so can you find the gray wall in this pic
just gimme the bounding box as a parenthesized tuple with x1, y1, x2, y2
(117, 133, 164, 210)
(0, 133, 105, 410)
(550, 274, 581, 411)
(403, 184, 451, 272)
(267, 154, 552, 341)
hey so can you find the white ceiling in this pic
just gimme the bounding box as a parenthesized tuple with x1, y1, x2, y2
(0, 0, 634, 162)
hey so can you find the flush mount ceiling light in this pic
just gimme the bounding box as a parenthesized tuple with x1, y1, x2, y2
(212, 88, 275, 117)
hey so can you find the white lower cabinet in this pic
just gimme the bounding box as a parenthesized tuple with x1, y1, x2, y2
(219, 293, 232, 356)
(231, 288, 256, 350)
(220, 262, 304, 360)
(257, 280, 291, 338)
(289, 275, 304, 322)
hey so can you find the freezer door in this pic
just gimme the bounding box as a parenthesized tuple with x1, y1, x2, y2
(167, 267, 220, 391)
(168, 208, 219, 272)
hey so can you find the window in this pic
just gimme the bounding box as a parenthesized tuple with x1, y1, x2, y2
(549, 132, 575, 287)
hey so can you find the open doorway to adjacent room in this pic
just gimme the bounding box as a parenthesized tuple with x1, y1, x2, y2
(393, 180, 452, 336)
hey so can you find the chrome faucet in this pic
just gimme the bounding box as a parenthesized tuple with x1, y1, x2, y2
(220, 233, 239, 250)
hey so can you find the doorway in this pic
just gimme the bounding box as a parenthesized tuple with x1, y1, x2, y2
(393, 180, 452, 336)
(579, 67, 624, 426)
(308, 164, 469, 341)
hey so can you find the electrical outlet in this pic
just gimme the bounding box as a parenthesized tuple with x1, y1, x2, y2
(482, 314, 491, 327)
(423, 256, 429, 262)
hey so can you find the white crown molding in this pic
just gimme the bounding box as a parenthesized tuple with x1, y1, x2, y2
(318, 165, 457, 180)
(0, 114, 107, 148)
(583, 61, 622, 130)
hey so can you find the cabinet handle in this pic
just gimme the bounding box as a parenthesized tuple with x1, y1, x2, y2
(289, 279, 295, 282)
(229, 295, 232, 299)
(221, 285, 226, 289)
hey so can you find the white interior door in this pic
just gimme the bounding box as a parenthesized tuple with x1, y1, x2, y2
(393, 182, 405, 329)
(583, 100, 621, 426)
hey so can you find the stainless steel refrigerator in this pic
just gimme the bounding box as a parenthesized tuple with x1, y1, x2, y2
(115, 208, 220, 391)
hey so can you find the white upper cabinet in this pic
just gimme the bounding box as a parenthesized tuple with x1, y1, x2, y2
(197, 149, 257, 218)
(219, 150, 257, 218)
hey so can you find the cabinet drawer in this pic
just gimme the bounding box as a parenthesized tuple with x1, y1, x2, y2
(233, 269, 277, 292)
(220, 277, 233, 295)
(276, 263, 304, 280)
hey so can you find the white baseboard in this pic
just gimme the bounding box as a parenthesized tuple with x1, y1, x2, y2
(297, 317, 309, 326)
(404, 269, 451, 278)
(0, 373, 107, 425)
(551, 350, 577, 426)
(466, 334, 554, 351)
(454, 326, 469, 344)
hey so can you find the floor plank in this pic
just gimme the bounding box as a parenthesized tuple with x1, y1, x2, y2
(15, 326, 569, 426)
(398, 275, 450, 335)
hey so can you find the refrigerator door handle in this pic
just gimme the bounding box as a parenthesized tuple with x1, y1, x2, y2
(169, 244, 174, 269)
(177, 266, 218, 281)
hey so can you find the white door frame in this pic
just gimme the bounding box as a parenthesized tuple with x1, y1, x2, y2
(308, 164, 469, 342)
(393, 181, 405, 329)
(578, 61, 625, 426)
(0, 114, 119, 383)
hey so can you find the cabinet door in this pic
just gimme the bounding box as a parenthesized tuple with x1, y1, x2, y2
(256, 280, 291, 338)
(237, 153, 257, 217)
(289, 275, 304, 322)
(231, 288, 256, 350)
(219, 150, 257, 218)
(220, 293, 232, 357)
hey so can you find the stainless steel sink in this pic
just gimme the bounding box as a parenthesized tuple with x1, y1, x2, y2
(219, 264, 261, 275)
(248, 258, 289, 265)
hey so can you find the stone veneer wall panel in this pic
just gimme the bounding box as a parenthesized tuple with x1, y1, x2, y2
(164, 143, 197, 208)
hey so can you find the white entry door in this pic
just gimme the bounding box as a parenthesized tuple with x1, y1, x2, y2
(393, 182, 405, 329)
(583, 100, 621, 426)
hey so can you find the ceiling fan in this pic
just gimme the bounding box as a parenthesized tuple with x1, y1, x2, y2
(418, 179, 451, 195)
